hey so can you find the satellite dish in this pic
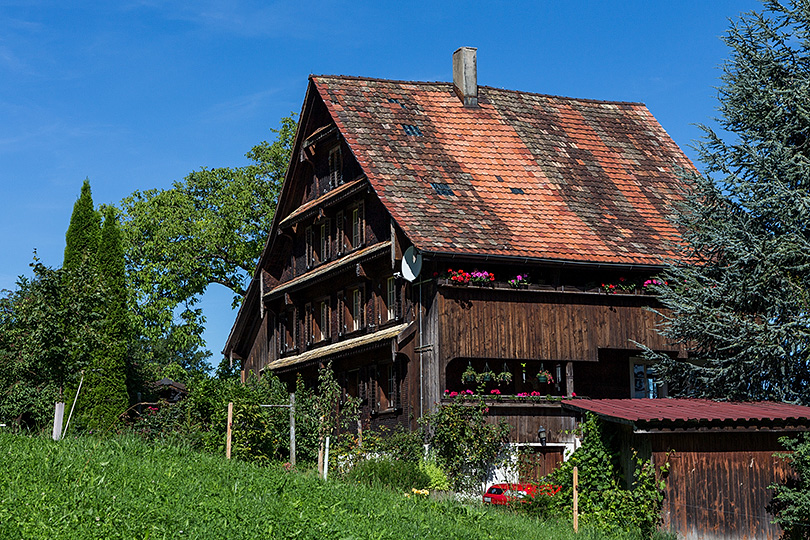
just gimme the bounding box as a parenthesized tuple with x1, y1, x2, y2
(401, 246, 422, 282)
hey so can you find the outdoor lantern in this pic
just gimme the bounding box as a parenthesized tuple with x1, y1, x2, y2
(537, 425, 547, 446)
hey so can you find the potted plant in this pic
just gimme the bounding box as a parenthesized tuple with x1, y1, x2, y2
(537, 370, 554, 384)
(462, 362, 477, 384)
(496, 364, 512, 386)
(477, 362, 494, 384)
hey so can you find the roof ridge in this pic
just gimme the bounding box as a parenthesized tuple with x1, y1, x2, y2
(310, 74, 647, 106)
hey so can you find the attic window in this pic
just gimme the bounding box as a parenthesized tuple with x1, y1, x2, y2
(430, 183, 455, 196)
(402, 124, 423, 136)
(387, 98, 400, 104)
(510, 187, 525, 195)
(495, 175, 504, 182)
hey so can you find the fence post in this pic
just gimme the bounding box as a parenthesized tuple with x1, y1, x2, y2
(52, 402, 65, 441)
(289, 393, 296, 466)
(573, 465, 579, 533)
(324, 435, 330, 481)
(226, 402, 233, 460)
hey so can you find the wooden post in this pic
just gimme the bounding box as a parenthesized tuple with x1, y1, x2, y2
(226, 402, 234, 459)
(52, 402, 65, 441)
(573, 465, 579, 533)
(289, 393, 296, 466)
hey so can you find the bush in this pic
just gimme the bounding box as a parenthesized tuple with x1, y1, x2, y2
(347, 457, 431, 492)
(419, 459, 450, 491)
(420, 395, 510, 492)
(534, 413, 668, 538)
(768, 433, 810, 539)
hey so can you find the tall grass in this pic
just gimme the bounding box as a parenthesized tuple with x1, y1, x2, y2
(0, 432, 643, 539)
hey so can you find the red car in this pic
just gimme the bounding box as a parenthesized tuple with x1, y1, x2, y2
(483, 483, 561, 505)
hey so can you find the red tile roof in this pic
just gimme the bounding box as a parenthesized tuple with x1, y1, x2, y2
(563, 398, 810, 426)
(312, 76, 694, 266)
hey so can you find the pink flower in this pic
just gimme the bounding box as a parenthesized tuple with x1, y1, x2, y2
(530, 391, 541, 396)
(516, 392, 528, 397)
(444, 389, 449, 394)
(449, 391, 458, 397)
(572, 392, 577, 397)
(490, 389, 501, 395)
(465, 389, 474, 395)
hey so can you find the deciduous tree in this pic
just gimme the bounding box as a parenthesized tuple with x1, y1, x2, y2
(120, 115, 296, 368)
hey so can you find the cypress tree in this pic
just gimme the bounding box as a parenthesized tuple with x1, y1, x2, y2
(63, 179, 101, 271)
(647, 1, 810, 405)
(81, 206, 130, 431)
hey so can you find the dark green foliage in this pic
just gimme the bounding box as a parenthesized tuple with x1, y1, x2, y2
(0, 432, 626, 540)
(63, 179, 101, 271)
(347, 458, 431, 491)
(80, 206, 130, 431)
(120, 115, 296, 367)
(645, 1, 810, 404)
(0, 261, 106, 430)
(768, 433, 810, 539)
(536, 414, 667, 538)
(421, 395, 510, 492)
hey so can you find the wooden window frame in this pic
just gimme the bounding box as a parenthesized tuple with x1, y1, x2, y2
(351, 286, 364, 332)
(386, 276, 397, 322)
(329, 146, 342, 189)
(305, 226, 315, 269)
(335, 211, 345, 256)
(320, 219, 331, 262)
(318, 298, 331, 342)
(351, 201, 365, 250)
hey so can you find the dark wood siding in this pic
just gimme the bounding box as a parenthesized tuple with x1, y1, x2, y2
(649, 432, 795, 540)
(438, 286, 677, 364)
(244, 315, 269, 377)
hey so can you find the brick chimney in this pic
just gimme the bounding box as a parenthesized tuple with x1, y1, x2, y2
(452, 47, 478, 108)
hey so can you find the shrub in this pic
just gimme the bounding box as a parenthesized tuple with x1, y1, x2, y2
(420, 395, 510, 492)
(768, 433, 810, 539)
(534, 413, 668, 538)
(347, 457, 431, 492)
(419, 459, 450, 491)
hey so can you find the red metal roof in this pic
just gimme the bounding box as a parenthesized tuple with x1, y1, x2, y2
(312, 75, 695, 266)
(563, 398, 810, 425)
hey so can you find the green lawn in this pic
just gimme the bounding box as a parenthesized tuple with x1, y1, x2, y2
(0, 432, 630, 539)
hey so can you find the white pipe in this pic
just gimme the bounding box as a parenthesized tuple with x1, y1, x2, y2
(62, 371, 85, 438)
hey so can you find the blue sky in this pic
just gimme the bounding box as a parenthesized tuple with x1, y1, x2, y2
(0, 1, 761, 364)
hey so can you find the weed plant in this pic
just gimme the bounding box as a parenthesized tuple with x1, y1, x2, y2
(0, 432, 656, 539)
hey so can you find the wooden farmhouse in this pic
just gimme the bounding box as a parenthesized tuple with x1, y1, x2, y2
(224, 47, 695, 469)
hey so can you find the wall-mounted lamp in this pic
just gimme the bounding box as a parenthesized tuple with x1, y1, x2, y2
(537, 425, 547, 446)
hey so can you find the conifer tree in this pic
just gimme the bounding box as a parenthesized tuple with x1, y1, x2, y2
(63, 179, 101, 271)
(648, 1, 810, 405)
(80, 206, 130, 430)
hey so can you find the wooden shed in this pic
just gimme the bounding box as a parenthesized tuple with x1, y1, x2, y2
(563, 399, 810, 540)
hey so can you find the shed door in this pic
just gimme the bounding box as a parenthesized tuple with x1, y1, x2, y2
(518, 446, 564, 482)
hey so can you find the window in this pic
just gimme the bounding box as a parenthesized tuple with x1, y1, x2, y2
(279, 309, 298, 353)
(337, 291, 345, 335)
(320, 219, 331, 262)
(329, 147, 342, 188)
(374, 362, 398, 412)
(336, 211, 345, 255)
(351, 287, 363, 331)
(304, 303, 313, 345)
(319, 300, 330, 341)
(305, 226, 314, 268)
(351, 202, 365, 249)
(630, 358, 666, 399)
(386, 276, 397, 321)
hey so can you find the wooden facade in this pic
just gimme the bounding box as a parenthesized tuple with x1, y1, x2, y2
(651, 431, 795, 540)
(224, 57, 697, 476)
